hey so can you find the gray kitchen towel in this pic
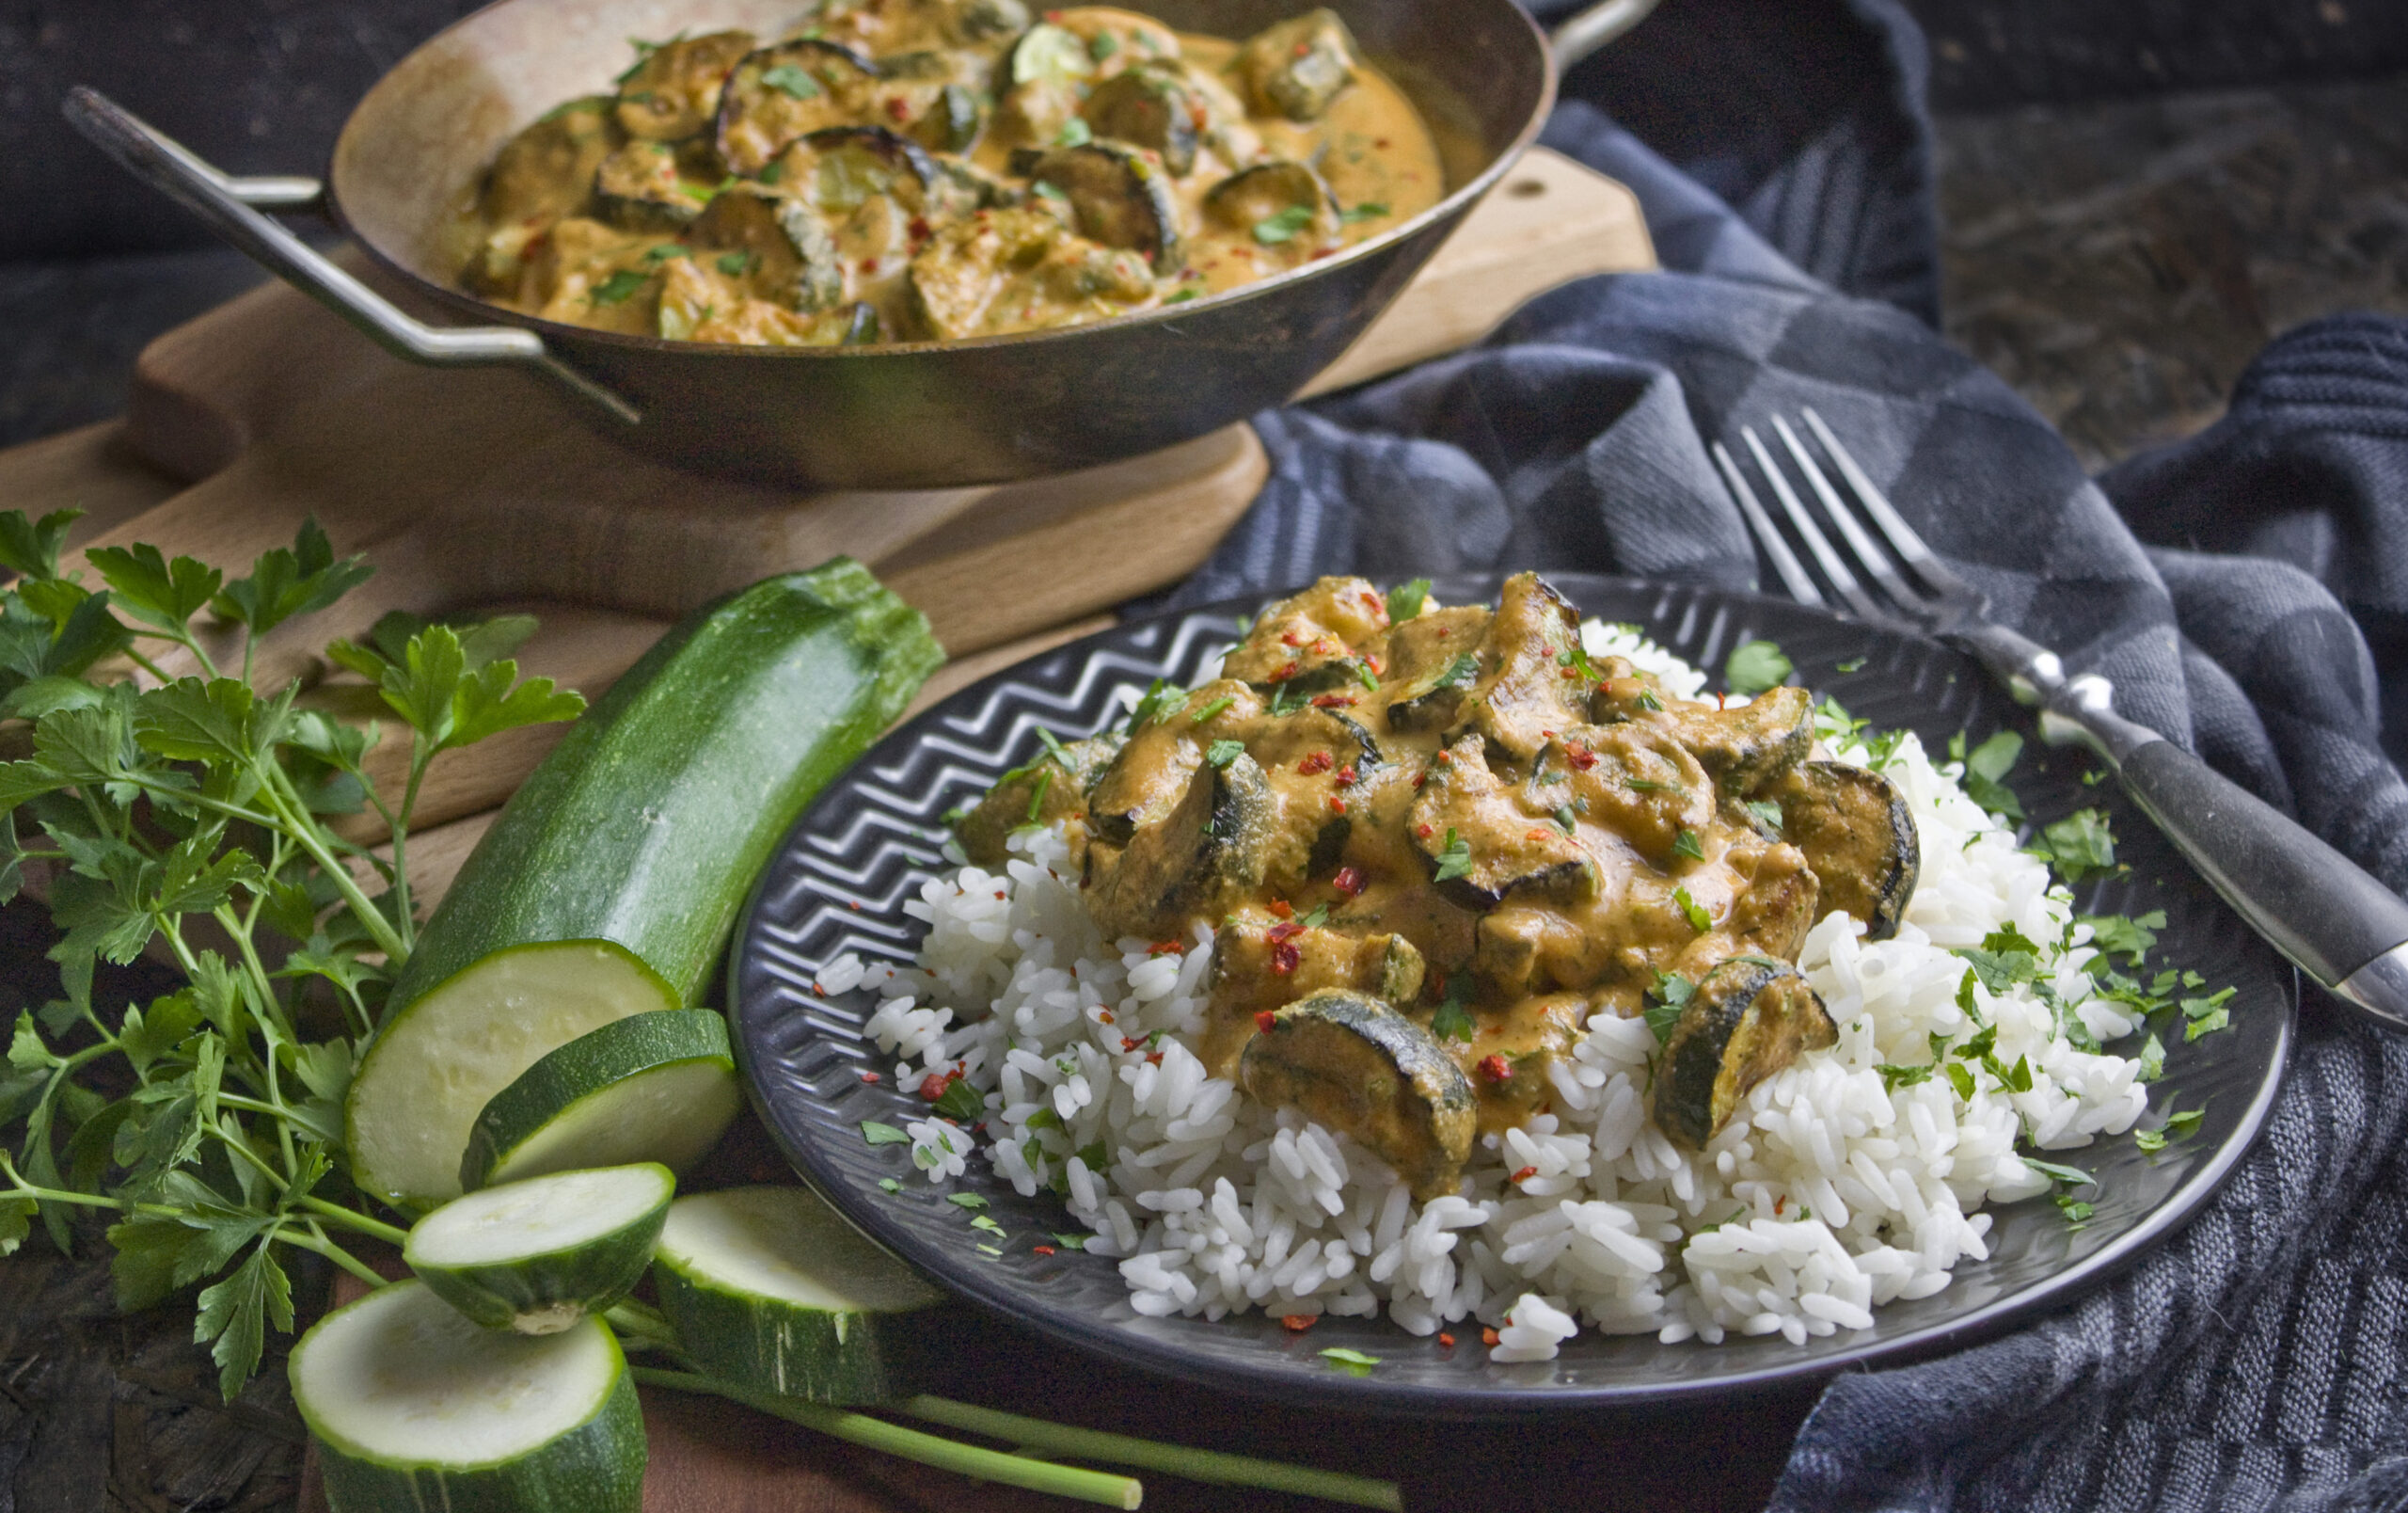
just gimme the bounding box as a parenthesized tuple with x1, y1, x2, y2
(1157, 1, 2408, 1505)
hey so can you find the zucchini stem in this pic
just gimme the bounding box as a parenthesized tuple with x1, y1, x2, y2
(631, 1369, 1143, 1510)
(902, 1394, 1404, 1511)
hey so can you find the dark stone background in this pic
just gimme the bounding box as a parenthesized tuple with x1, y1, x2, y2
(0, 3, 2401, 1509)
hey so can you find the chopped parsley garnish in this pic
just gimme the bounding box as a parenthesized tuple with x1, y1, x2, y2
(761, 63, 823, 99)
(1088, 30, 1119, 58)
(1984, 1051, 2034, 1092)
(1744, 799, 1784, 835)
(1340, 202, 1391, 223)
(1723, 639, 1792, 696)
(1074, 1140, 1108, 1173)
(1051, 1232, 1090, 1250)
(971, 1214, 1006, 1235)
(1555, 804, 1577, 836)
(616, 32, 685, 83)
(878, 1177, 903, 1192)
(1126, 677, 1179, 730)
(1944, 1062, 1975, 1099)
(1430, 975, 1476, 1042)
(1439, 650, 1481, 688)
(1055, 117, 1094, 147)
(1672, 885, 1710, 932)
(1431, 827, 1474, 882)
(862, 1121, 912, 1146)
(643, 243, 684, 263)
(2032, 807, 2118, 882)
(1671, 828, 1704, 862)
(2055, 1196, 2096, 1227)
(1644, 970, 1695, 1043)
(933, 1078, 986, 1122)
(1835, 656, 1868, 673)
(1354, 660, 1380, 692)
(1946, 729, 2026, 821)
(2183, 986, 2236, 1041)
(2135, 1031, 2166, 1082)
(1298, 902, 1332, 929)
(1320, 1347, 1381, 1377)
(946, 1192, 989, 1211)
(1633, 689, 1665, 711)
(1268, 680, 1308, 716)
(1877, 1062, 1935, 1091)
(1205, 739, 1245, 768)
(1165, 288, 1199, 303)
(1626, 777, 1687, 795)
(717, 249, 758, 276)
(2020, 1155, 2095, 1189)
(589, 269, 651, 306)
(1253, 205, 1317, 245)
(1957, 923, 2042, 993)
(1386, 577, 1432, 620)
(1024, 769, 1052, 821)
(1191, 694, 1235, 724)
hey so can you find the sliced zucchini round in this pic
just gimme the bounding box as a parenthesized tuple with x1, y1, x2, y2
(1232, 8, 1359, 121)
(406, 1165, 675, 1335)
(717, 39, 882, 175)
(1240, 990, 1475, 1200)
(1007, 22, 1096, 88)
(462, 1010, 742, 1192)
(1204, 160, 1339, 249)
(652, 1187, 945, 1405)
(1771, 760, 1921, 941)
(684, 187, 845, 313)
(594, 140, 703, 231)
(1082, 65, 1198, 174)
(292, 1280, 644, 1513)
(615, 30, 757, 141)
(1024, 141, 1182, 267)
(1650, 956, 1839, 1150)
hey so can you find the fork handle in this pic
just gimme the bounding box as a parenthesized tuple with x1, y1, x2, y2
(2115, 739, 2408, 1028)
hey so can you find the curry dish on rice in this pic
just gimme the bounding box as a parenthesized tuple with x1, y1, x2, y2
(958, 574, 1923, 1201)
(454, 1, 1446, 345)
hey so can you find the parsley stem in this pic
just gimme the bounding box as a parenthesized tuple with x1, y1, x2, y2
(277, 1226, 386, 1287)
(901, 1394, 1404, 1510)
(298, 1196, 408, 1247)
(631, 1370, 1144, 1509)
(603, 1299, 679, 1353)
(256, 768, 407, 964)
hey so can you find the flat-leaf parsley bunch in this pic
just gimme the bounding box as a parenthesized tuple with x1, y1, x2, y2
(0, 509, 582, 1396)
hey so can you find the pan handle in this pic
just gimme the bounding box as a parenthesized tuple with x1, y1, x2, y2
(1549, 0, 1666, 72)
(62, 86, 642, 427)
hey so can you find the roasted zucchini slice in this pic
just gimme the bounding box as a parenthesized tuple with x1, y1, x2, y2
(1408, 736, 1596, 909)
(943, 0, 1032, 43)
(1084, 748, 1275, 940)
(1221, 575, 1388, 688)
(683, 187, 844, 311)
(593, 141, 704, 231)
(716, 40, 882, 175)
(1641, 684, 1815, 795)
(1548, 724, 1715, 866)
(956, 731, 1126, 866)
(1082, 66, 1199, 175)
(1082, 679, 1260, 846)
(1023, 142, 1182, 267)
(1383, 606, 1491, 733)
(1240, 991, 1475, 1199)
(1766, 760, 1919, 941)
(615, 30, 756, 141)
(1007, 21, 1098, 87)
(1453, 572, 1588, 761)
(1232, 9, 1358, 121)
(905, 205, 1154, 338)
(1650, 956, 1838, 1150)
(478, 98, 619, 229)
(783, 125, 943, 215)
(913, 81, 986, 154)
(1201, 921, 1424, 1075)
(1043, 7, 1185, 70)
(1203, 160, 1340, 251)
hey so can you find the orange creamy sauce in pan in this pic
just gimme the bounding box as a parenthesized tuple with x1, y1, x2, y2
(453, 2, 1445, 345)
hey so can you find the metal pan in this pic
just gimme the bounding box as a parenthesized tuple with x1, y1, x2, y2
(66, 0, 1654, 489)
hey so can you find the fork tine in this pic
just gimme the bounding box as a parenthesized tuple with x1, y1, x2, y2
(1741, 425, 1884, 622)
(1771, 415, 1923, 613)
(1712, 440, 1824, 608)
(1800, 407, 1975, 597)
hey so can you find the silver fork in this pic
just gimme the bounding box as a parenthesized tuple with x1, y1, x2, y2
(1719, 408, 2408, 1030)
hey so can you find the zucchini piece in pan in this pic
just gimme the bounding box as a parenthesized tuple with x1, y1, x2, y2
(1650, 956, 1838, 1150)
(1204, 160, 1341, 255)
(1222, 574, 1389, 692)
(594, 141, 705, 231)
(1232, 9, 1359, 121)
(943, 0, 1032, 44)
(1408, 735, 1596, 909)
(717, 39, 882, 175)
(1549, 724, 1714, 867)
(1085, 747, 1276, 940)
(1082, 65, 1199, 175)
(1043, 7, 1187, 71)
(906, 205, 1154, 339)
(784, 125, 945, 216)
(477, 97, 618, 232)
(1451, 571, 1588, 761)
(1766, 760, 1920, 941)
(956, 730, 1127, 865)
(1085, 680, 1260, 845)
(616, 30, 756, 141)
(1023, 142, 1182, 267)
(1008, 21, 1098, 88)
(1639, 684, 1816, 795)
(684, 186, 845, 312)
(1383, 605, 1492, 733)
(1240, 990, 1475, 1200)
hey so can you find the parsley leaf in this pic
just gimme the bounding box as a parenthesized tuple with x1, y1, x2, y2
(1430, 975, 1476, 1042)
(761, 62, 822, 99)
(1877, 1062, 1935, 1091)
(1723, 639, 1792, 696)
(1431, 827, 1473, 883)
(2081, 909, 2164, 967)
(2033, 807, 2117, 883)
(1205, 739, 1245, 769)
(1743, 799, 1784, 835)
(1055, 117, 1094, 147)
(1253, 205, 1318, 245)
(1320, 1346, 1381, 1376)
(1672, 885, 1710, 932)
(1340, 202, 1391, 223)
(933, 1078, 986, 1123)
(946, 1192, 990, 1211)
(862, 1120, 913, 1146)
(2019, 1155, 2095, 1188)
(1386, 578, 1431, 620)
(1671, 829, 1704, 862)
(1644, 970, 1695, 1044)
(1948, 729, 2026, 821)
(1835, 656, 1867, 674)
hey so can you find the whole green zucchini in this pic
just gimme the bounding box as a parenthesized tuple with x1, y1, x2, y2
(347, 561, 943, 1210)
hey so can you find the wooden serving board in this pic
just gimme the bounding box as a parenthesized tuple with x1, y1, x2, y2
(0, 146, 1657, 1513)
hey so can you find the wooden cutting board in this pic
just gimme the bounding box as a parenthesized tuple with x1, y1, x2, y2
(0, 145, 1658, 1513)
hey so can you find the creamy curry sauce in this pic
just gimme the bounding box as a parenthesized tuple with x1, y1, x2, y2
(959, 574, 1922, 1200)
(454, 2, 1446, 345)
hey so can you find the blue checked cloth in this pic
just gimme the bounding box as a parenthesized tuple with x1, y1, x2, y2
(1153, 1, 2408, 1505)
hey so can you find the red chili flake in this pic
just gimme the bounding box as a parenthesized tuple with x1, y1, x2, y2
(918, 1073, 954, 1101)
(1438, 1332, 1457, 1348)
(1266, 921, 1307, 944)
(994, 890, 1006, 900)
(1121, 1037, 1143, 1052)
(1148, 939, 1184, 956)
(1481, 1327, 1501, 1346)
(1335, 765, 1358, 788)
(1428, 967, 1447, 995)
(1268, 900, 1293, 919)
(1412, 771, 1428, 788)
(1270, 940, 1302, 975)
(1435, 749, 1454, 765)
(1146, 1051, 1164, 1065)
(1282, 629, 1306, 646)
(1313, 636, 1340, 656)
(1560, 665, 1581, 680)
(1098, 1010, 1116, 1025)
(863, 256, 880, 274)
(1267, 662, 1301, 683)
(1374, 137, 1392, 149)
(1416, 822, 1434, 838)
(1327, 796, 1347, 815)
(1281, 1314, 1318, 1331)
(848, 900, 862, 911)
(1775, 1195, 1787, 1217)
(1033, 1244, 1057, 1256)
(1434, 628, 1450, 639)
(1541, 730, 1556, 740)
(1255, 1010, 1277, 1034)
(1359, 588, 1384, 615)
(860, 1071, 883, 1084)
(909, 215, 932, 240)
(1565, 745, 1598, 772)
(1511, 1166, 1538, 1184)
(812, 982, 828, 996)
(1367, 654, 1386, 675)
(1332, 866, 1367, 898)
(885, 96, 911, 121)
(1525, 828, 1548, 842)
(1292, 40, 1311, 56)
(1478, 1054, 1512, 1084)
(1298, 751, 1334, 775)
(1309, 693, 1357, 709)
(1311, 248, 1336, 261)
(1717, 692, 1731, 710)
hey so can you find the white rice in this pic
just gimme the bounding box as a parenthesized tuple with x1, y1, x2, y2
(849, 619, 2152, 1357)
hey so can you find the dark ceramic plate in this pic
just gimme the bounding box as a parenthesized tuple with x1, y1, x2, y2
(728, 575, 2295, 1418)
